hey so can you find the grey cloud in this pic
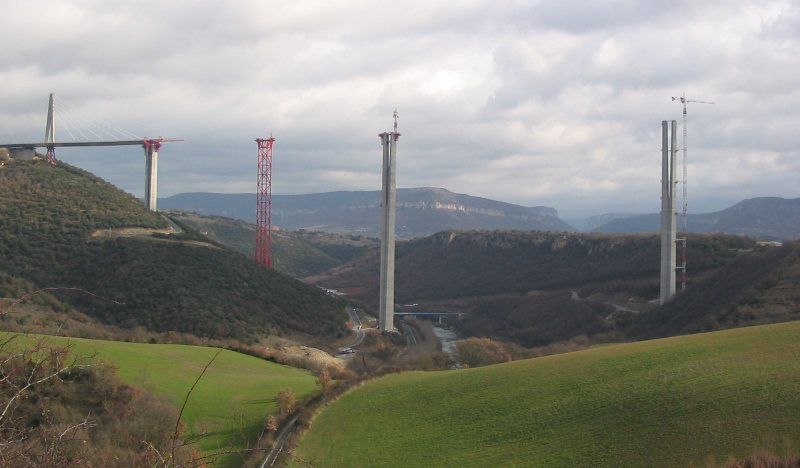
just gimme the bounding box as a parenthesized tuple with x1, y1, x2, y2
(1, 0, 799, 220)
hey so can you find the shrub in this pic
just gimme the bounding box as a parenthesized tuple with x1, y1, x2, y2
(316, 370, 333, 393)
(276, 388, 296, 417)
(456, 337, 512, 368)
(0, 338, 196, 466)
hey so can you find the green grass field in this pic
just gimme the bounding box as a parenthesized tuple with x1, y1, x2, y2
(1, 333, 319, 467)
(293, 321, 800, 467)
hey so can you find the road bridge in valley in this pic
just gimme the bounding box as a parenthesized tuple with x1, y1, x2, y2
(394, 311, 465, 319)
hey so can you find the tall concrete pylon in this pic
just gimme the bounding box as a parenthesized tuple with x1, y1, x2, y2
(378, 112, 400, 332)
(143, 139, 161, 211)
(44, 94, 57, 165)
(44, 94, 55, 143)
(660, 120, 678, 305)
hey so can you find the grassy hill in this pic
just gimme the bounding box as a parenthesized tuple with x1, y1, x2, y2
(169, 212, 377, 278)
(292, 321, 800, 467)
(0, 160, 345, 341)
(3, 332, 318, 467)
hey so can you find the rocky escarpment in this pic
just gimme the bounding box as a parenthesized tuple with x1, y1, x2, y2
(160, 187, 574, 239)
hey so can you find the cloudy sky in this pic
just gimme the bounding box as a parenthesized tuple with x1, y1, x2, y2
(1, 0, 798, 219)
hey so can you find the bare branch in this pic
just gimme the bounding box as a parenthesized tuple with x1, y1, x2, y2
(0, 334, 20, 351)
(171, 348, 222, 464)
(1, 361, 70, 423)
(57, 415, 95, 441)
(144, 440, 168, 467)
(0, 340, 95, 424)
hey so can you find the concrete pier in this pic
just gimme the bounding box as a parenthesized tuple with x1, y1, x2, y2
(143, 140, 161, 211)
(660, 120, 678, 305)
(378, 131, 399, 331)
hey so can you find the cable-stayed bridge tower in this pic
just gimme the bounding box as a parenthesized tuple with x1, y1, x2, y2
(44, 94, 56, 165)
(0, 94, 183, 211)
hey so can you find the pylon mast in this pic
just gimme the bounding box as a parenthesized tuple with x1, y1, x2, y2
(44, 94, 56, 165)
(255, 136, 275, 268)
(671, 93, 714, 290)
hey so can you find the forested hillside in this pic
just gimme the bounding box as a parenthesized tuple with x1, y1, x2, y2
(625, 241, 800, 339)
(310, 230, 791, 346)
(314, 230, 754, 304)
(0, 160, 345, 340)
(170, 212, 378, 278)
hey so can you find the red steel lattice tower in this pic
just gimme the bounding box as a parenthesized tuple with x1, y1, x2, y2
(255, 135, 275, 268)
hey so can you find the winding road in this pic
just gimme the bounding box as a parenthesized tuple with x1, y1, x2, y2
(260, 413, 300, 467)
(341, 307, 366, 350)
(570, 290, 639, 319)
(401, 321, 419, 346)
(262, 307, 367, 466)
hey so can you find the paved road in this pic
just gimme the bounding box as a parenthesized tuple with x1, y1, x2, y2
(262, 308, 364, 466)
(261, 308, 367, 466)
(401, 321, 419, 346)
(161, 214, 183, 234)
(260, 413, 300, 467)
(341, 307, 366, 350)
(570, 290, 639, 318)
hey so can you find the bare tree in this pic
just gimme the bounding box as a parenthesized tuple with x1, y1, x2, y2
(0, 336, 96, 466)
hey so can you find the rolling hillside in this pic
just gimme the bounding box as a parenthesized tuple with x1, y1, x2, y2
(594, 197, 800, 240)
(292, 321, 800, 467)
(0, 160, 345, 341)
(159, 187, 574, 239)
(2, 332, 318, 467)
(170, 212, 378, 278)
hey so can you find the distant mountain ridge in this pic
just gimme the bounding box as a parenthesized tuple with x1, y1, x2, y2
(594, 197, 800, 240)
(582, 213, 643, 231)
(159, 187, 574, 239)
